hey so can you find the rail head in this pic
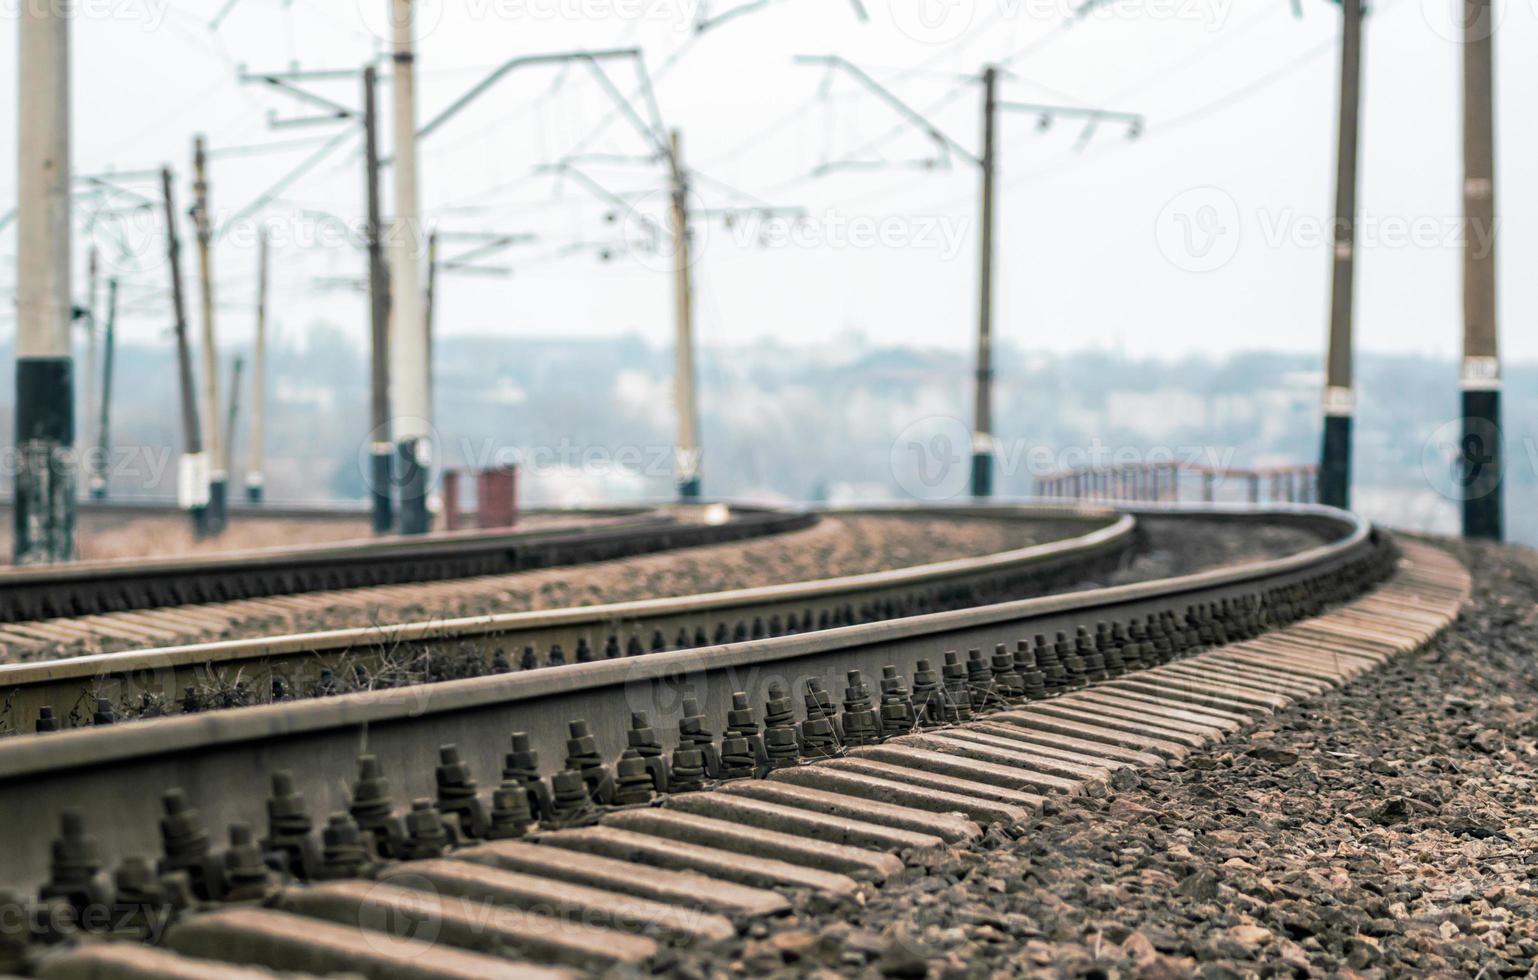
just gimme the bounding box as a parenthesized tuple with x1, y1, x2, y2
(0, 510, 678, 585)
(0, 504, 1130, 690)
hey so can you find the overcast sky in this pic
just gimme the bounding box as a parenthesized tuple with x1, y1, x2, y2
(0, 0, 1533, 367)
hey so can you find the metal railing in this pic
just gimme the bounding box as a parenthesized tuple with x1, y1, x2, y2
(1035, 463, 1319, 506)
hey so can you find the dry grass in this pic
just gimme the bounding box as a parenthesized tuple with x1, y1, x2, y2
(0, 513, 374, 564)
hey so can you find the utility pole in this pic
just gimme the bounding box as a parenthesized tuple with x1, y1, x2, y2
(14, 0, 75, 564)
(82, 246, 100, 497)
(246, 229, 268, 502)
(162, 167, 208, 535)
(972, 66, 998, 500)
(668, 129, 702, 501)
(425, 230, 438, 422)
(793, 56, 1139, 506)
(192, 135, 227, 533)
(1460, 0, 1502, 540)
(390, 0, 432, 535)
(95, 279, 117, 500)
(1319, 0, 1363, 511)
(364, 63, 394, 534)
(224, 356, 245, 490)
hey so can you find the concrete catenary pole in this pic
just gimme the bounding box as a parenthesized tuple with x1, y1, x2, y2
(224, 356, 244, 489)
(192, 135, 226, 533)
(95, 279, 117, 500)
(245, 228, 268, 502)
(82, 246, 99, 495)
(667, 129, 702, 501)
(160, 167, 208, 534)
(363, 63, 394, 533)
(1460, 0, 1502, 541)
(13, 0, 76, 564)
(390, 0, 432, 534)
(425, 230, 437, 422)
(971, 66, 998, 500)
(1319, 0, 1363, 511)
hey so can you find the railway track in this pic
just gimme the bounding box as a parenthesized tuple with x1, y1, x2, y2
(0, 505, 1471, 979)
(0, 504, 1131, 733)
(0, 505, 812, 637)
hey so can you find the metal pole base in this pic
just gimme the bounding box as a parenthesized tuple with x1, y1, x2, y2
(13, 358, 76, 565)
(1318, 414, 1352, 510)
(206, 478, 228, 536)
(1460, 389, 1503, 541)
(970, 451, 994, 499)
(397, 438, 431, 536)
(677, 476, 702, 502)
(370, 450, 394, 535)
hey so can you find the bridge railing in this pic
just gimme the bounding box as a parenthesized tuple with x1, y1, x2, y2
(1034, 462, 1319, 506)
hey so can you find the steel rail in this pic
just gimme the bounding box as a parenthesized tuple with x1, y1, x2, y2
(0, 507, 814, 623)
(0, 498, 651, 522)
(0, 505, 1374, 891)
(0, 505, 1129, 734)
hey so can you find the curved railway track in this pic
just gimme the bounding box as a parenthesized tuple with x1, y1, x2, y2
(0, 505, 811, 628)
(0, 507, 1471, 979)
(0, 504, 1131, 733)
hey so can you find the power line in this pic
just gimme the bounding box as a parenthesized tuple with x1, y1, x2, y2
(1101, 4, 1287, 103)
(1152, 33, 1338, 139)
(224, 126, 361, 231)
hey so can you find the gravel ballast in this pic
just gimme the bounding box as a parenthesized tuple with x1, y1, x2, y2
(0, 514, 1100, 664)
(668, 535, 1538, 979)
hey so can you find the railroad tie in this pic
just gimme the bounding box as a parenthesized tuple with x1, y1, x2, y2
(374, 858, 739, 946)
(450, 839, 792, 917)
(272, 880, 661, 971)
(162, 905, 576, 979)
(32, 942, 306, 979)
(536, 825, 864, 897)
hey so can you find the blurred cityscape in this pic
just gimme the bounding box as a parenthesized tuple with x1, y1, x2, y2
(4, 330, 1531, 546)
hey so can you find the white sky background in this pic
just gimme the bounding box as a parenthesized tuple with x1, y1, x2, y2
(0, 0, 1533, 364)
